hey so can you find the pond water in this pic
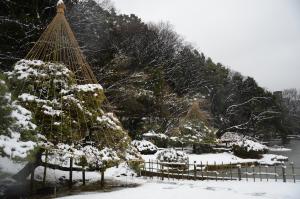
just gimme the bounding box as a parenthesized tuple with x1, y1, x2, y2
(269, 139, 300, 166)
(267, 139, 300, 181)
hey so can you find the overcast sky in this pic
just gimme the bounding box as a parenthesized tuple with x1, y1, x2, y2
(113, 0, 300, 91)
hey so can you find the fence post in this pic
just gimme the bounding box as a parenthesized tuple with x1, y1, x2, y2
(291, 162, 296, 183)
(230, 162, 233, 180)
(157, 160, 159, 180)
(30, 167, 35, 195)
(201, 161, 204, 180)
(206, 161, 209, 181)
(259, 164, 262, 182)
(161, 163, 164, 181)
(245, 165, 248, 182)
(69, 157, 73, 188)
(167, 164, 170, 180)
(265, 166, 269, 182)
(237, 164, 242, 181)
(181, 164, 184, 180)
(282, 165, 286, 183)
(274, 165, 277, 182)
(194, 161, 197, 180)
(101, 170, 105, 187)
(82, 166, 86, 186)
(251, 165, 255, 182)
(43, 149, 48, 186)
(221, 162, 224, 181)
(214, 161, 217, 181)
(151, 160, 153, 179)
(187, 163, 189, 179)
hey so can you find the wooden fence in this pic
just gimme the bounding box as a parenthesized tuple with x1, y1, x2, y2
(141, 160, 299, 183)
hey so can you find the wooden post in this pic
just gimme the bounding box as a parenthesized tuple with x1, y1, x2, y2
(157, 160, 159, 180)
(30, 167, 35, 195)
(230, 162, 233, 180)
(187, 161, 190, 179)
(246, 165, 248, 181)
(252, 165, 255, 182)
(274, 165, 277, 182)
(181, 164, 184, 180)
(82, 166, 86, 186)
(221, 162, 224, 181)
(237, 165, 242, 181)
(214, 161, 217, 181)
(206, 161, 209, 181)
(259, 164, 262, 182)
(265, 166, 268, 182)
(161, 164, 164, 181)
(291, 162, 296, 183)
(194, 161, 197, 180)
(69, 157, 73, 188)
(282, 165, 286, 183)
(151, 160, 153, 179)
(200, 161, 204, 180)
(101, 170, 105, 187)
(167, 164, 170, 180)
(43, 149, 48, 185)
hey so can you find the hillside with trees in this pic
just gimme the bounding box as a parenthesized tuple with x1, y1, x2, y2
(0, 0, 297, 143)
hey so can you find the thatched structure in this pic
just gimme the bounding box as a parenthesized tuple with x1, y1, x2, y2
(26, 0, 97, 84)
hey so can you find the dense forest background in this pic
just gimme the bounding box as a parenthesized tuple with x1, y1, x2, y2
(1, 0, 299, 141)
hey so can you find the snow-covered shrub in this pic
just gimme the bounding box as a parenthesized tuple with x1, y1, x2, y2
(0, 76, 38, 159)
(2, 59, 141, 168)
(142, 130, 169, 148)
(179, 121, 216, 144)
(0, 76, 13, 135)
(177, 101, 217, 145)
(132, 140, 158, 154)
(156, 148, 188, 163)
(220, 132, 244, 143)
(232, 139, 268, 159)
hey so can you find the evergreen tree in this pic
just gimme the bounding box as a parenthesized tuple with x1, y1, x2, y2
(0, 74, 12, 135)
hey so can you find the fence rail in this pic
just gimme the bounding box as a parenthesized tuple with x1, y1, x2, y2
(141, 160, 299, 183)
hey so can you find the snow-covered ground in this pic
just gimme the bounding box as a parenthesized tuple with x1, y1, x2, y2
(143, 152, 288, 166)
(1, 155, 299, 199)
(59, 179, 300, 199)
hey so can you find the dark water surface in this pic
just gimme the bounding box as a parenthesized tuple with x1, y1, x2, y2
(269, 139, 300, 181)
(271, 139, 300, 166)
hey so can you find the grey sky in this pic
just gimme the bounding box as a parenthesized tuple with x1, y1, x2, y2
(113, 0, 300, 91)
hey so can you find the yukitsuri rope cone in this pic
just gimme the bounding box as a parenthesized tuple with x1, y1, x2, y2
(26, 0, 97, 84)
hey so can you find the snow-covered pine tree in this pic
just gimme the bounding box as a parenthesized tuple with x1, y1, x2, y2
(179, 100, 216, 144)
(0, 74, 12, 135)
(5, 59, 140, 172)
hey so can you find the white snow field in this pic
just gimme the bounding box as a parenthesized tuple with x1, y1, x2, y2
(59, 180, 300, 199)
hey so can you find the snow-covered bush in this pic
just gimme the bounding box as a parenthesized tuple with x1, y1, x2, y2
(0, 76, 13, 135)
(179, 121, 216, 144)
(177, 101, 217, 145)
(1, 59, 141, 169)
(142, 130, 169, 148)
(220, 132, 244, 143)
(132, 140, 158, 154)
(156, 148, 188, 163)
(232, 139, 268, 159)
(0, 75, 38, 159)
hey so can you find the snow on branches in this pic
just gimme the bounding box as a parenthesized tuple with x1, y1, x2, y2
(0, 59, 141, 167)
